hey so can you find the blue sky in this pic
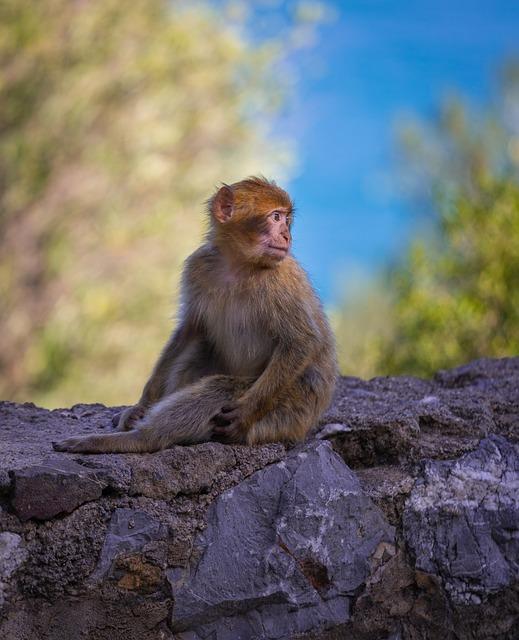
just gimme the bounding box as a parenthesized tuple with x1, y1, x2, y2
(282, 0, 519, 303)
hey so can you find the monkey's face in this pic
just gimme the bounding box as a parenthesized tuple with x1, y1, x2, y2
(210, 178, 294, 268)
(231, 204, 293, 267)
(258, 208, 292, 263)
(220, 207, 292, 267)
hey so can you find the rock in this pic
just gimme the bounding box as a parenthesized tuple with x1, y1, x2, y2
(0, 532, 27, 605)
(171, 440, 394, 638)
(127, 444, 238, 499)
(404, 435, 519, 605)
(114, 555, 164, 593)
(0, 357, 517, 639)
(322, 356, 519, 466)
(314, 422, 353, 439)
(10, 458, 108, 521)
(91, 508, 168, 581)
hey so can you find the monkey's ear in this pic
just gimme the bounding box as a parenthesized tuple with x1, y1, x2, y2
(211, 185, 234, 223)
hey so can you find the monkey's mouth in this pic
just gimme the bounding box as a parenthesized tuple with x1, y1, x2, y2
(267, 245, 289, 255)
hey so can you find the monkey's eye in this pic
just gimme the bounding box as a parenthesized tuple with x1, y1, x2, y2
(272, 211, 281, 222)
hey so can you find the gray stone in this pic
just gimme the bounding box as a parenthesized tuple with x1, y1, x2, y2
(171, 440, 394, 638)
(10, 458, 108, 521)
(0, 532, 27, 605)
(404, 435, 519, 604)
(323, 356, 519, 466)
(128, 443, 237, 499)
(91, 508, 167, 581)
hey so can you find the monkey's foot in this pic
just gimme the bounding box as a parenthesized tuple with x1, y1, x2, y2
(52, 435, 107, 454)
(53, 430, 147, 454)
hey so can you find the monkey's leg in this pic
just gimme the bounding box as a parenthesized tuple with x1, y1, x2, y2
(53, 375, 252, 454)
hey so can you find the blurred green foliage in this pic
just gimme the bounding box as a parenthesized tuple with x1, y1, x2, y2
(336, 65, 519, 378)
(0, 0, 321, 407)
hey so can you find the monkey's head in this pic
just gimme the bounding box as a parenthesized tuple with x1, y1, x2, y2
(208, 176, 294, 268)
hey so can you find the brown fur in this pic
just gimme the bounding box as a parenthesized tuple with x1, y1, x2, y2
(53, 177, 337, 453)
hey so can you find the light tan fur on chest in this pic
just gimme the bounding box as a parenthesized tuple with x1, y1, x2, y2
(201, 286, 274, 377)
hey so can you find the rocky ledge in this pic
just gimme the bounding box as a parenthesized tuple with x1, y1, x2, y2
(0, 357, 518, 640)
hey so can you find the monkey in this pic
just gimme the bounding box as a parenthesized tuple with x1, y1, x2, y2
(53, 177, 337, 454)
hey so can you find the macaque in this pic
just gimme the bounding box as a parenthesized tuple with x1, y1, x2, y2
(53, 177, 337, 453)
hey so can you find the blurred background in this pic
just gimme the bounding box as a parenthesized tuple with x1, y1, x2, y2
(1, 0, 518, 408)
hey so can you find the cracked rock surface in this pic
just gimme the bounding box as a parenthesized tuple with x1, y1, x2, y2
(172, 441, 394, 638)
(404, 435, 519, 605)
(0, 357, 518, 639)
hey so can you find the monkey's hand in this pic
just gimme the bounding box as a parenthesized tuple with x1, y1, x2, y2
(114, 404, 146, 432)
(211, 404, 247, 443)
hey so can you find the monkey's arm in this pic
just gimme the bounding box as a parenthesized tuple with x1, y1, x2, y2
(244, 337, 315, 415)
(215, 312, 319, 436)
